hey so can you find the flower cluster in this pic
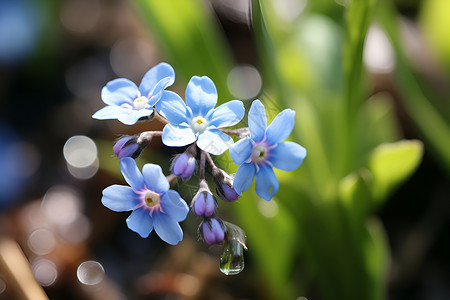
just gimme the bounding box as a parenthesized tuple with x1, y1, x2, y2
(93, 63, 306, 273)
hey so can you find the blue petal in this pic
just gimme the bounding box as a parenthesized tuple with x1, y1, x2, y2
(233, 163, 256, 195)
(101, 185, 139, 212)
(197, 129, 233, 155)
(142, 163, 169, 193)
(138, 62, 175, 98)
(119, 157, 145, 190)
(265, 109, 296, 145)
(153, 213, 183, 245)
(209, 100, 245, 128)
(162, 124, 197, 147)
(248, 100, 267, 142)
(269, 141, 307, 171)
(255, 164, 279, 201)
(126, 207, 153, 238)
(92, 106, 128, 120)
(117, 109, 153, 125)
(155, 91, 189, 124)
(229, 137, 252, 165)
(101, 78, 139, 106)
(161, 190, 189, 222)
(185, 76, 217, 116)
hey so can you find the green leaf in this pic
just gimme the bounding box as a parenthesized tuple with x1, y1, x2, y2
(368, 140, 423, 201)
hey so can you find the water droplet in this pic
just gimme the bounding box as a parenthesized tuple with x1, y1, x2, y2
(219, 238, 245, 275)
(77, 261, 105, 285)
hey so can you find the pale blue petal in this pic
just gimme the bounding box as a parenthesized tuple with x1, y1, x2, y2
(162, 124, 197, 147)
(101, 185, 139, 212)
(142, 163, 169, 193)
(155, 91, 189, 124)
(229, 137, 252, 165)
(101, 78, 139, 106)
(117, 109, 153, 125)
(138, 62, 175, 98)
(265, 109, 296, 145)
(153, 213, 183, 245)
(126, 207, 153, 238)
(269, 141, 307, 171)
(209, 100, 245, 128)
(119, 157, 145, 190)
(233, 163, 256, 195)
(146, 77, 172, 107)
(248, 100, 267, 142)
(161, 190, 189, 222)
(197, 129, 233, 155)
(185, 76, 217, 116)
(92, 106, 128, 120)
(255, 164, 279, 201)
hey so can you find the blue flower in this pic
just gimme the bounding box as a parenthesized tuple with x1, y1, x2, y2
(101, 157, 189, 245)
(92, 62, 175, 125)
(229, 100, 307, 201)
(156, 76, 244, 155)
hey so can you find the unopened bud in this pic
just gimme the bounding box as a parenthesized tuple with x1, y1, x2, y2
(212, 168, 239, 202)
(192, 180, 216, 217)
(172, 145, 197, 179)
(200, 217, 225, 245)
(113, 134, 151, 159)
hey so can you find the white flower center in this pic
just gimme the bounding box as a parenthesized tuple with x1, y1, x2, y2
(144, 190, 160, 207)
(191, 116, 208, 133)
(133, 96, 149, 110)
(251, 144, 268, 164)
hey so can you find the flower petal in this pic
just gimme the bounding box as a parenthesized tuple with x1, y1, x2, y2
(265, 109, 296, 145)
(126, 207, 153, 238)
(92, 106, 128, 120)
(138, 62, 175, 98)
(101, 78, 139, 106)
(229, 136, 252, 165)
(162, 124, 197, 147)
(197, 129, 233, 155)
(248, 100, 267, 142)
(119, 157, 145, 190)
(161, 190, 189, 222)
(209, 100, 245, 128)
(233, 163, 256, 195)
(153, 213, 183, 245)
(185, 76, 217, 116)
(142, 163, 169, 193)
(117, 109, 153, 125)
(101, 185, 139, 212)
(255, 164, 279, 201)
(155, 91, 189, 124)
(269, 141, 307, 171)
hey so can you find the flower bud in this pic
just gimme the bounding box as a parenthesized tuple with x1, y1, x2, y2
(113, 134, 151, 159)
(171, 145, 197, 179)
(192, 179, 216, 217)
(212, 168, 239, 202)
(200, 217, 225, 245)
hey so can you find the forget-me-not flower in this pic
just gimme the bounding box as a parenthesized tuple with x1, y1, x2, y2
(101, 157, 189, 245)
(229, 100, 307, 201)
(156, 76, 244, 155)
(92, 62, 175, 125)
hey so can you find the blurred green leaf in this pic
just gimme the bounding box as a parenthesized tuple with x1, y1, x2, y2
(132, 0, 233, 101)
(368, 140, 423, 201)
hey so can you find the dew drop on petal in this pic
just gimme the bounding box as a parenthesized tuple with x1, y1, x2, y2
(77, 261, 105, 285)
(219, 239, 245, 275)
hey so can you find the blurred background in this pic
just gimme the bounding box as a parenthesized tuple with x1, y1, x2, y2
(0, 0, 449, 299)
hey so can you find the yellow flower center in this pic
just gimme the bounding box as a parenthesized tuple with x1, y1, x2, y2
(191, 116, 208, 133)
(251, 144, 267, 163)
(133, 96, 149, 110)
(144, 190, 160, 207)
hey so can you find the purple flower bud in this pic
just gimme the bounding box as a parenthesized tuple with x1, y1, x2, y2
(212, 168, 239, 202)
(192, 180, 216, 217)
(113, 134, 151, 159)
(172, 145, 197, 179)
(201, 217, 225, 245)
